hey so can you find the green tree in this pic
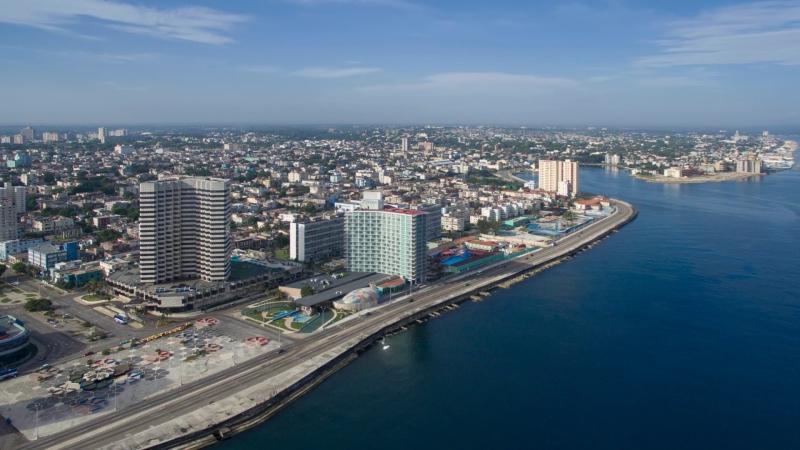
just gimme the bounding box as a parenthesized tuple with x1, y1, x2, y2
(476, 219, 499, 234)
(26, 265, 39, 276)
(56, 279, 74, 290)
(11, 261, 26, 274)
(86, 279, 99, 294)
(274, 234, 289, 248)
(24, 298, 52, 312)
(300, 284, 315, 297)
(126, 208, 139, 221)
(96, 229, 121, 242)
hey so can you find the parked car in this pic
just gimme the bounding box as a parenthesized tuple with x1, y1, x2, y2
(0, 368, 18, 381)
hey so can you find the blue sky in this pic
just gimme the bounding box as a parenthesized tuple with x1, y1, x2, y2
(1, 0, 799, 127)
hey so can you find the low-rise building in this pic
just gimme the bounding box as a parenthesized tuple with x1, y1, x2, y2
(51, 261, 103, 288)
(28, 243, 67, 271)
(442, 214, 466, 232)
(289, 215, 345, 263)
(0, 238, 44, 261)
(32, 216, 74, 233)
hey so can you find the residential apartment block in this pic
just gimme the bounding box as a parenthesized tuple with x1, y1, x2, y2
(289, 215, 345, 263)
(139, 177, 231, 284)
(538, 159, 579, 197)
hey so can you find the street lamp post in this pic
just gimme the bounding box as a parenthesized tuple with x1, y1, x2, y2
(34, 403, 39, 440)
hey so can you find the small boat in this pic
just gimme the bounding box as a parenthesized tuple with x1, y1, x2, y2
(381, 338, 390, 351)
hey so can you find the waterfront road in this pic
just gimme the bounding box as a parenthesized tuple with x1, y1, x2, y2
(21, 200, 636, 450)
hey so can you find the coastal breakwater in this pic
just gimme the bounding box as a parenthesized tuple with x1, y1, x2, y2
(165, 200, 637, 450)
(22, 201, 636, 450)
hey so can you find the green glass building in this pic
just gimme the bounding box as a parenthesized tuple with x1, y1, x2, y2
(344, 208, 428, 284)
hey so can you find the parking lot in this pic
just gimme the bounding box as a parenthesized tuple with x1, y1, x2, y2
(0, 316, 282, 440)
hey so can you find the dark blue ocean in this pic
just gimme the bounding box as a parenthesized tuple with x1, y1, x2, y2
(220, 152, 800, 450)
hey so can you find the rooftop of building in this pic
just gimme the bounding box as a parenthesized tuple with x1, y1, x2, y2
(283, 271, 374, 292)
(376, 276, 405, 289)
(28, 242, 63, 254)
(383, 207, 426, 216)
(574, 196, 609, 206)
(293, 272, 394, 308)
(54, 261, 101, 275)
(107, 260, 277, 294)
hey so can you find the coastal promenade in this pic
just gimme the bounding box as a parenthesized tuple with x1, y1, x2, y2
(20, 200, 636, 450)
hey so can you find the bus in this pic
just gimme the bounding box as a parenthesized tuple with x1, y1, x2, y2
(113, 314, 129, 325)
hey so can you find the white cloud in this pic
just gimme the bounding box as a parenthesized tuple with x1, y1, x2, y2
(286, 0, 420, 10)
(0, 0, 248, 44)
(637, 1, 800, 66)
(294, 66, 382, 78)
(362, 72, 577, 92)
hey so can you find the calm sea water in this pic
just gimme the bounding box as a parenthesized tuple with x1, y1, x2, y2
(220, 152, 800, 450)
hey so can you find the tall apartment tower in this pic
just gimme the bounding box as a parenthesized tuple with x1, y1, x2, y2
(344, 192, 428, 284)
(538, 159, 579, 197)
(0, 184, 26, 241)
(538, 160, 560, 193)
(560, 159, 579, 195)
(139, 177, 231, 284)
(401, 137, 409, 153)
(97, 127, 107, 144)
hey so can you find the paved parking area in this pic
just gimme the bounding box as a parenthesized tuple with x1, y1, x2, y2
(0, 317, 281, 440)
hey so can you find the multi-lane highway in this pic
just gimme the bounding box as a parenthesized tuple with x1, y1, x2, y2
(21, 200, 635, 450)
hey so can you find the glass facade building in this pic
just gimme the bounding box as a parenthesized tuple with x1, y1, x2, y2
(344, 208, 428, 283)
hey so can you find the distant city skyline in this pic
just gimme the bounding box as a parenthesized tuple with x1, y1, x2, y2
(1, 0, 799, 127)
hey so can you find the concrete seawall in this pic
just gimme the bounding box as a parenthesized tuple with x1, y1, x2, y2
(162, 201, 638, 450)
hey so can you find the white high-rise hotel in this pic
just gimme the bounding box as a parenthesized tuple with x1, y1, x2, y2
(139, 177, 231, 284)
(345, 191, 428, 284)
(538, 159, 579, 197)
